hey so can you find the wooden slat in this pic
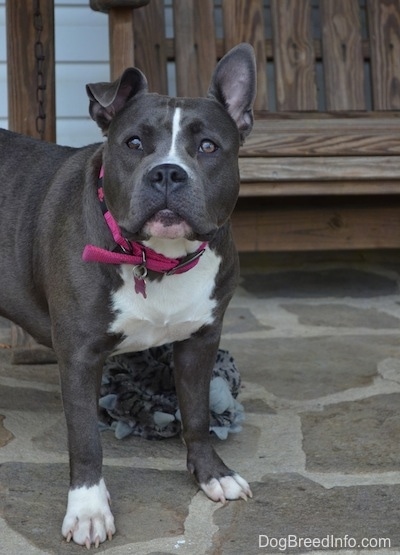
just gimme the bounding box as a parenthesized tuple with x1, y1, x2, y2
(164, 37, 373, 64)
(320, 0, 365, 110)
(270, 0, 317, 111)
(239, 156, 400, 182)
(133, 0, 168, 94)
(240, 117, 400, 156)
(231, 199, 400, 251)
(173, 0, 216, 97)
(6, 0, 55, 141)
(367, 0, 400, 109)
(239, 180, 400, 197)
(252, 111, 400, 122)
(221, 0, 268, 110)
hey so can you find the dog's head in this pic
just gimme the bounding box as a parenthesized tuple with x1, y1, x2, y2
(86, 43, 256, 243)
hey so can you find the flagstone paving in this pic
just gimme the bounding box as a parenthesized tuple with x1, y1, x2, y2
(1, 255, 400, 554)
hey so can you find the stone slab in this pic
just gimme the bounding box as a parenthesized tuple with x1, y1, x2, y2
(0, 350, 60, 386)
(0, 317, 11, 346)
(0, 385, 62, 412)
(0, 414, 13, 447)
(211, 474, 400, 554)
(302, 393, 400, 472)
(0, 462, 197, 553)
(223, 307, 272, 334)
(222, 336, 400, 400)
(241, 398, 276, 414)
(282, 303, 400, 329)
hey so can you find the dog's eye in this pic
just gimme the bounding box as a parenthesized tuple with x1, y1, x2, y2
(199, 140, 218, 154)
(127, 137, 143, 151)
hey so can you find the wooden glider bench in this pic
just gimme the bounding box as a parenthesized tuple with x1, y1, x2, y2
(91, 0, 400, 253)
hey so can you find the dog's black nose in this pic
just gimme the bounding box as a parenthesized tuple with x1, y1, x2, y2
(147, 164, 188, 190)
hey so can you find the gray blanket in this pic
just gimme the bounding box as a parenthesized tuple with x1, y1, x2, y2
(99, 345, 244, 440)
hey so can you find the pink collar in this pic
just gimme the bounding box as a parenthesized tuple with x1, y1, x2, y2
(82, 168, 207, 297)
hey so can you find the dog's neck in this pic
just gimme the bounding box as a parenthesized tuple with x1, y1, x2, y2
(82, 168, 208, 292)
(142, 236, 203, 259)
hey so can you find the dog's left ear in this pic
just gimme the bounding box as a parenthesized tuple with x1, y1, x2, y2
(208, 43, 256, 143)
(86, 68, 148, 133)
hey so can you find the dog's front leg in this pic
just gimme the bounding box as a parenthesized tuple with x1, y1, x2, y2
(173, 327, 252, 503)
(57, 347, 116, 548)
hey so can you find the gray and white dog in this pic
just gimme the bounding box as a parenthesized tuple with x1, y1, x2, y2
(0, 43, 256, 547)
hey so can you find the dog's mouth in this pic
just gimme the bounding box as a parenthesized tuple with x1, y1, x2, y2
(142, 209, 194, 239)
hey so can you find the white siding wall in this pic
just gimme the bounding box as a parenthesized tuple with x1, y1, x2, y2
(0, 0, 110, 146)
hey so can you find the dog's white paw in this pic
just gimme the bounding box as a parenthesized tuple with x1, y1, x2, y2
(200, 473, 253, 504)
(61, 478, 116, 548)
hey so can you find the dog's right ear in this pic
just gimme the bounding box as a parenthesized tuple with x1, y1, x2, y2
(86, 68, 148, 133)
(207, 43, 256, 144)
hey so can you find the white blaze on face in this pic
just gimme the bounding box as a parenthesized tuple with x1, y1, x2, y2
(144, 106, 192, 240)
(168, 107, 182, 160)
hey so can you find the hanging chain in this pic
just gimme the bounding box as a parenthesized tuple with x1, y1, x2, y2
(33, 0, 46, 139)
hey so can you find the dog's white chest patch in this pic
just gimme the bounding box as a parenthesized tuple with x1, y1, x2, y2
(109, 247, 221, 354)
